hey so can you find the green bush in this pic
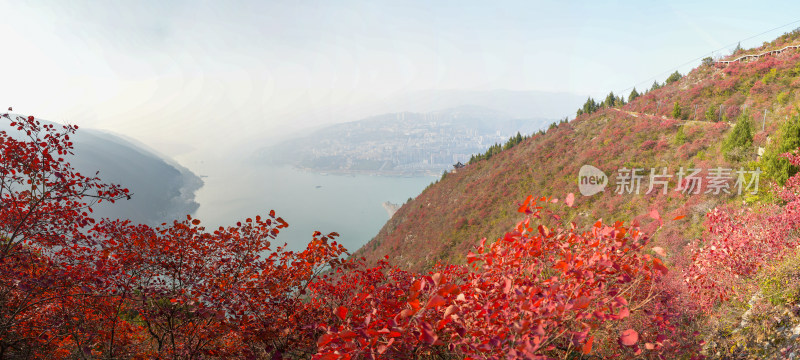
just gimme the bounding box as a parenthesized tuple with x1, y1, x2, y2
(723, 113, 754, 161)
(666, 71, 683, 85)
(762, 68, 778, 84)
(674, 126, 686, 145)
(777, 90, 791, 106)
(762, 115, 800, 185)
(705, 105, 718, 122)
(671, 102, 682, 119)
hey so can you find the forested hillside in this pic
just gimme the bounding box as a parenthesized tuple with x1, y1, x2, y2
(356, 30, 800, 273)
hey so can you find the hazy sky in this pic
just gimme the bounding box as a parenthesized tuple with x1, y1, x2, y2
(2, 0, 800, 163)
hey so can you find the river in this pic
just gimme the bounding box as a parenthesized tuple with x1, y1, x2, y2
(192, 162, 437, 252)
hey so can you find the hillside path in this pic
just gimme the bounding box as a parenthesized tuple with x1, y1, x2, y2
(610, 108, 732, 127)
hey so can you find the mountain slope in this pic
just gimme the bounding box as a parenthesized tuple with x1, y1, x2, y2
(355, 30, 800, 272)
(70, 127, 203, 225)
(2, 115, 203, 225)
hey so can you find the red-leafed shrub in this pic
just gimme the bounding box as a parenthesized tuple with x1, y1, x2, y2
(314, 195, 682, 359)
(683, 148, 800, 311)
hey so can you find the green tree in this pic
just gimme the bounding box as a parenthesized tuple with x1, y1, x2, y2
(702, 57, 714, 66)
(705, 106, 718, 122)
(722, 112, 754, 161)
(628, 88, 640, 102)
(578, 97, 599, 116)
(650, 81, 662, 92)
(604, 92, 617, 107)
(674, 126, 686, 145)
(762, 115, 800, 185)
(671, 102, 682, 119)
(666, 71, 683, 85)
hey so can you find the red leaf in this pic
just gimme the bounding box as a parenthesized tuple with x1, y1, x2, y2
(437, 284, 460, 296)
(553, 261, 569, 272)
(653, 258, 668, 275)
(672, 215, 685, 220)
(426, 295, 447, 309)
(399, 309, 415, 319)
(410, 279, 423, 292)
(317, 333, 335, 347)
(582, 335, 594, 354)
(409, 298, 421, 310)
(335, 306, 348, 321)
(518, 195, 533, 213)
(538, 225, 550, 237)
(617, 307, 630, 319)
(565, 193, 575, 207)
(339, 330, 357, 340)
(620, 329, 639, 346)
(443, 305, 458, 318)
(432, 272, 442, 286)
(419, 326, 437, 344)
(648, 209, 661, 222)
(573, 296, 591, 310)
(191, 219, 201, 225)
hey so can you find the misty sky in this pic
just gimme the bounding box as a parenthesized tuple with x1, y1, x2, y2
(2, 0, 800, 164)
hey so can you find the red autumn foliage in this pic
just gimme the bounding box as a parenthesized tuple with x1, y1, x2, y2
(0, 112, 350, 358)
(1, 111, 702, 359)
(7, 45, 800, 357)
(683, 148, 800, 311)
(312, 196, 684, 359)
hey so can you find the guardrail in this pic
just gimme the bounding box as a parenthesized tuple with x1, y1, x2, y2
(716, 44, 800, 65)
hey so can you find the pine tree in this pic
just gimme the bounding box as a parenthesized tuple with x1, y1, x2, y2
(604, 92, 616, 107)
(674, 126, 686, 145)
(650, 81, 662, 92)
(628, 88, 640, 102)
(733, 42, 742, 55)
(671, 102, 682, 119)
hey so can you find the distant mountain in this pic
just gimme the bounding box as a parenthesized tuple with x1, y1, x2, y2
(2, 115, 203, 225)
(258, 105, 554, 175)
(377, 89, 587, 119)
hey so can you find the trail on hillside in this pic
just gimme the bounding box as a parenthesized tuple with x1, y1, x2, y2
(610, 107, 732, 127)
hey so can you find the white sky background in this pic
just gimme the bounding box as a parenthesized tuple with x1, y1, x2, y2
(2, 0, 800, 165)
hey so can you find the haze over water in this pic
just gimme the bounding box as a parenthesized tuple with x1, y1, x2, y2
(192, 161, 436, 252)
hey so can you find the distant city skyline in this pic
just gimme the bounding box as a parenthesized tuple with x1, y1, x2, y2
(2, 1, 800, 165)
